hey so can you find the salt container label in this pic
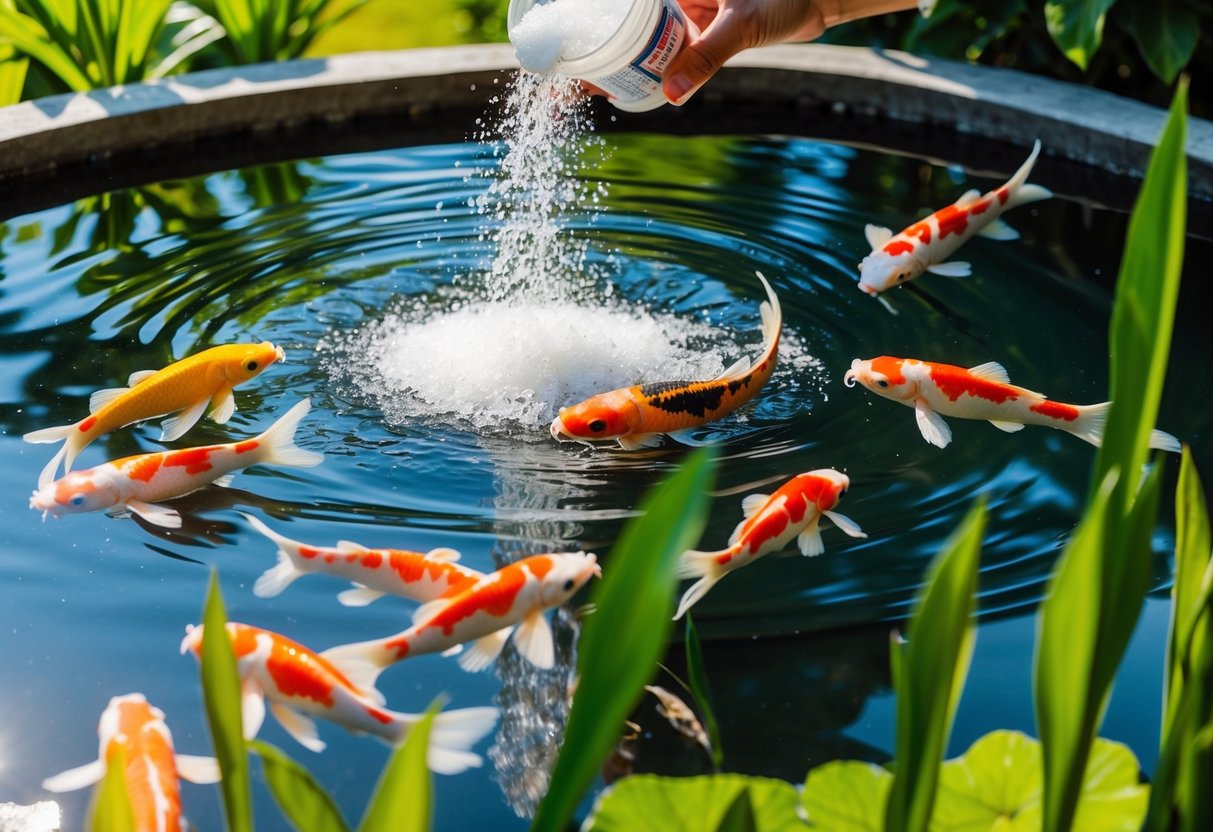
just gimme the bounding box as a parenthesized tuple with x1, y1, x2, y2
(590, 0, 686, 104)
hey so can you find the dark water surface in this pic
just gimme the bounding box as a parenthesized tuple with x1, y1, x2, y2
(0, 133, 1210, 829)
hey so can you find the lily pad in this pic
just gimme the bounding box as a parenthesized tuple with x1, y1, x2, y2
(583, 773, 806, 831)
(802, 760, 891, 831)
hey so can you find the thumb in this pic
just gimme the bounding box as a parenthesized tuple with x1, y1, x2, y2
(663, 10, 749, 105)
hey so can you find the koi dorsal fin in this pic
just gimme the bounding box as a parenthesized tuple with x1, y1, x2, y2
(413, 597, 446, 627)
(740, 493, 769, 518)
(128, 370, 157, 387)
(89, 386, 129, 413)
(954, 188, 983, 207)
(864, 224, 893, 249)
(336, 540, 368, 554)
(967, 362, 1010, 384)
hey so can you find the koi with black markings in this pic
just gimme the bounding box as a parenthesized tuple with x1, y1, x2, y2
(549, 272, 781, 450)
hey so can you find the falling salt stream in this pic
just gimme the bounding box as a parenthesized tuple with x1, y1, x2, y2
(320, 69, 821, 817)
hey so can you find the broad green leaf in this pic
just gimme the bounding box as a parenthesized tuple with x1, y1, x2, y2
(531, 449, 717, 832)
(803, 761, 891, 831)
(88, 746, 135, 832)
(1124, 0, 1199, 84)
(357, 701, 438, 832)
(934, 730, 1147, 830)
(886, 501, 986, 832)
(685, 612, 724, 770)
(199, 571, 254, 832)
(251, 740, 350, 832)
(584, 773, 805, 831)
(1044, 0, 1116, 70)
(0, 51, 28, 105)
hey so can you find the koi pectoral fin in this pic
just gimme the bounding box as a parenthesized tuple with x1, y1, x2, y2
(456, 626, 515, 673)
(864, 224, 893, 249)
(126, 499, 183, 529)
(618, 433, 665, 451)
(926, 261, 972, 277)
(42, 759, 105, 793)
(978, 218, 1019, 241)
(242, 683, 266, 740)
(823, 510, 867, 539)
(270, 702, 325, 752)
(797, 519, 824, 557)
(513, 612, 555, 670)
(915, 399, 952, 448)
(160, 398, 209, 442)
(175, 754, 221, 784)
(989, 420, 1026, 433)
(337, 585, 386, 607)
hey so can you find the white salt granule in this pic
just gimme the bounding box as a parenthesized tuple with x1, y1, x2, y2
(511, 0, 633, 74)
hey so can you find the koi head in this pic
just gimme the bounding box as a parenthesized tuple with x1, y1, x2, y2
(550, 391, 642, 445)
(858, 250, 921, 296)
(537, 552, 601, 607)
(800, 469, 851, 512)
(223, 342, 285, 384)
(843, 357, 917, 402)
(29, 471, 118, 519)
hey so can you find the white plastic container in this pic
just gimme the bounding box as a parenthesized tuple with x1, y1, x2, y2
(507, 0, 688, 112)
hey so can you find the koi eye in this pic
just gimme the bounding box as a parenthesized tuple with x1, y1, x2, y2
(246, 360, 258, 372)
(876, 380, 889, 388)
(563, 579, 575, 592)
(70, 495, 86, 507)
(587, 419, 606, 433)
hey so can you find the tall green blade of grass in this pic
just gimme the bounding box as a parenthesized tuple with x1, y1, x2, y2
(251, 740, 351, 832)
(1146, 448, 1213, 831)
(884, 500, 986, 832)
(531, 449, 717, 832)
(0, 51, 28, 105)
(200, 571, 255, 832)
(1035, 79, 1188, 832)
(89, 746, 134, 832)
(684, 613, 724, 771)
(0, 5, 92, 91)
(357, 702, 439, 832)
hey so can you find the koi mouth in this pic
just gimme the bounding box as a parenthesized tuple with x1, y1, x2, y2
(273, 344, 286, 363)
(29, 490, 56, 519)
(857, 282, 879, 297)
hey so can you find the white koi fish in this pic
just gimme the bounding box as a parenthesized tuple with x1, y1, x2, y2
(321, 552, 601, 688)
(675, 470, 865, 619)
(244, 513, 484, 607)
(42, 693, 220, 832)
(29, 399, 323, 529)
(843, 356, 1182, 451)
(858, 141, 1052, 295)
(180, 622, 498, 774)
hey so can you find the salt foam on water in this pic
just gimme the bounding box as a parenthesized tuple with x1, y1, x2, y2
(511, 0, 632, 74)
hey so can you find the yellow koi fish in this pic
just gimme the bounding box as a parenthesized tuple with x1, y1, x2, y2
(24, 342, 285, 488)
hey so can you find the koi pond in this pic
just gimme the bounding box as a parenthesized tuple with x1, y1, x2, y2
(1, 95, 1211, 829)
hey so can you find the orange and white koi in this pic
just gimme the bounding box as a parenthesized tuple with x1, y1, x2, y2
(180, 622, 497, 773)
(42, 693, 220, 832)
(844, 356, 1182, 451)
(29, 399, 322, 529)
(858, 141, 1052, 296)
(321, 552, 601, 688)
(24, 342, 285, 488)
(244, 513, 484, 607)
(550, 272, 781, 450)
(675, 470, 864, 619)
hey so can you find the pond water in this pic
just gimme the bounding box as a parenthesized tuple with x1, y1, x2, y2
(0, 99, 1210, 829)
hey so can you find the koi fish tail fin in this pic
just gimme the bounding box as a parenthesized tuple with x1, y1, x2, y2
(674, 547, 731, 620)
(1068, 402, 1182, 453)
(755, 270, 783, 358)
(392, 706, 499, 775)
(22, 422, 75, 446)
(243, 513, 307, 598)
(1005, 140, 1053, 209)
(255, 399, 324, 469)
(319, 639, 392, 702)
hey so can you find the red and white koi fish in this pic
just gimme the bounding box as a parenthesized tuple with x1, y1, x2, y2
(858, 141, 1052, 296)
(550, 272, 781, 450)
(675, 470, 864, 619)
(24, 342, 285, 488)
(243, 513, 484, 607)
(844, 356, 1182, 451)
(180, 622, 497, 774)
(42, 693, 220, 832)
(29, 399, 322, 529)
(321, 552, 601, 688)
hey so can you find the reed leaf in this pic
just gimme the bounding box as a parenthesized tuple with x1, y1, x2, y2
(356, 702, 438, 832)
(531, 448, 717, 832)
(199, 571, 254, 832)
(885, 500, 986, 832)
(0, 52, 27, 106)
(684, 612, 724, 771)
(251, 740, 351, 832)
(1035, 79, 1188, 832)
(88, 746, 134, 832)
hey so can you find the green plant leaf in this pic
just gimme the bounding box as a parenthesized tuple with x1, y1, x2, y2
(685, 612, 724, 770)
(1123, 0, 1199, 84)
(88, 746, 135, 832)
(199, 571, 254, 832)
(933, 730, 1148, 830)
(1044, 0, 1116, 70)
(717, 787, 758, 832)
(251, 740, 351, 832)
(803, 761, 891, 831)
(584, 773, 805, 831)
(886, 500, 986, 832)
(0, 50, 28, 105)
(531, 449, 717, 832)
(357, 700, 438, 832)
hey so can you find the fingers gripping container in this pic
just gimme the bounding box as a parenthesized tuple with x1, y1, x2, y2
(508, 0, 688, 112)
